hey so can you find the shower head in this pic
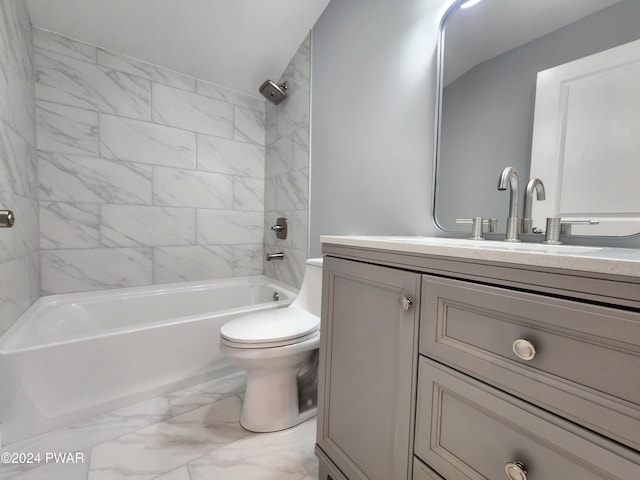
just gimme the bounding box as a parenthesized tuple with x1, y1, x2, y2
(259, 80, 288, 105)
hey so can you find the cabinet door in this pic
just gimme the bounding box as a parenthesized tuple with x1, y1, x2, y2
(317, 256, 421, 480)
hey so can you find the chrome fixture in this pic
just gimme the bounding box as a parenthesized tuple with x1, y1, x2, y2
(398, 296, 414, 312)
(265, 252, 285, 261)
(259, 80, 288, 105)
(0, 210, 15, 228)
(504, 461, 528, 480)
(522, 178, 546, 234)
(270, 217, 288, 239)
(512, 339, 536, 361)
(456, 217, 497, 240)
(543, 218, 599, 245)
(497, 167, 520, 242)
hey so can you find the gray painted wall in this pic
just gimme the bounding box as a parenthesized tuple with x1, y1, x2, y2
(437, 0, 640, 236)
(311, 0, 640, 250)
(309, 0, 448, 257)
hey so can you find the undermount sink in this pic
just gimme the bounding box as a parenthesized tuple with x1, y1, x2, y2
(378, 237, 603, 254)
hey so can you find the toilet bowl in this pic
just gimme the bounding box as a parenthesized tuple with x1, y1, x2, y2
(219, 258, 323, 432)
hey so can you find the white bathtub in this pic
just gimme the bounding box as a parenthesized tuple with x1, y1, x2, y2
(0, 276, 297, 445)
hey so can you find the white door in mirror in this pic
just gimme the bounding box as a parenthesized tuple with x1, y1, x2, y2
(530, 38, 640, 236)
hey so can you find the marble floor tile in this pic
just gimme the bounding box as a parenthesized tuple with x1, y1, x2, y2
(0, 397, 172, 480)
(166, 372, 246, 417)
(0, 372, 318, 480)
(154, 465, 191, 480)
(188, 418, 319, 480)
(87, 396, 250, 480)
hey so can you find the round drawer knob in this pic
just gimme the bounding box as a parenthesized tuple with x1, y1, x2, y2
(398, 296, 413, 312)
(505, 461, 528, 480)
(512, 339, 536, 361)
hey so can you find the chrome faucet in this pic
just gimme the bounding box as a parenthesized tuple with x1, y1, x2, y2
(522, 178, 545, 234)
(497, 167, 520, 242)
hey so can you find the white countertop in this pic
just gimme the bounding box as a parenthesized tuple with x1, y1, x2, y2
(320, 235, 640, 278)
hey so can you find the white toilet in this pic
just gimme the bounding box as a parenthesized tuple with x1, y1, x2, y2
(219, 258, 323, 432)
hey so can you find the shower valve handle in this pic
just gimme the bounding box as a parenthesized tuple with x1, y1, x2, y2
(270, 217, 288, 239)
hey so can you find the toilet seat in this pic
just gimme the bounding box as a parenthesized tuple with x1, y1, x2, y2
(220, 306, 320, 349)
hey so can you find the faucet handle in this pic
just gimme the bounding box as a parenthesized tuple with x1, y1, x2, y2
(543, 218, 599, 244)
(270, 217, 288, 239)
(456, 217, 498, 240)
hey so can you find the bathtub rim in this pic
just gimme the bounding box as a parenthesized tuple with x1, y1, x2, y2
(0, 275, 299, 354)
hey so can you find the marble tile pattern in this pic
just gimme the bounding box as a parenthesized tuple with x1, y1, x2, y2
(264, 33, 311, 288)
(34, 28, 267, 294)
(0, 372, 319, 480)
(0, 0, 38, 336)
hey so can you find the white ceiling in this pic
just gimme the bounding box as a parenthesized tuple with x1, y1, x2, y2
(25, 0, 331, 98)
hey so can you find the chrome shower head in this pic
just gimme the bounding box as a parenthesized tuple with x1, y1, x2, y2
(259, 80, 288, 105)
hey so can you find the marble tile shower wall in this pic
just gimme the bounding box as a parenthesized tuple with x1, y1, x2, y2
(264, 33, 310, 288)
(34, 28, 267, 294)
(0, 0, 38, 336)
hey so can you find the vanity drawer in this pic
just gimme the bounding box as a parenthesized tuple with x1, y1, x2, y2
(419, 275, 640, 450)
(415, 358, 640, 479)
(413, 457, 444, 480)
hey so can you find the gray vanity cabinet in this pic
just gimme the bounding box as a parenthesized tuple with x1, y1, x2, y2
(316, 243, 640, 480)
(316, 256, 420, 480)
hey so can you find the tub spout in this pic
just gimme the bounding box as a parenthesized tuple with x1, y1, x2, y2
(266, 252, 285, 261)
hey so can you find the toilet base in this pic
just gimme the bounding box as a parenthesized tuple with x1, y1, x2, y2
(220, 336, 320, 433)
(240, 351, 318, 432)
(241, 401, 317, 433)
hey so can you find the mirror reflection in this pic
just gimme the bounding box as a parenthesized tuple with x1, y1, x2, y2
(434, 0, 640, 237)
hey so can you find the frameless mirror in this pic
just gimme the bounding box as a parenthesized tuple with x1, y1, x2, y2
(434, 0, 640, 237)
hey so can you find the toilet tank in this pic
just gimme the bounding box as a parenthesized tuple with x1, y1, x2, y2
(290, 258, 323, 317)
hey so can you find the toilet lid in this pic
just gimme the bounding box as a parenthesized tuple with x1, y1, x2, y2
(220, 307, 320, 346)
